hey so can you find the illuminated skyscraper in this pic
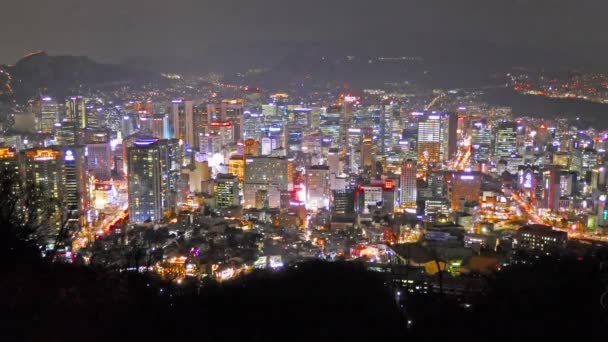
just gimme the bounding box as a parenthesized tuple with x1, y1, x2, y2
(228, 155, 245, 184)
(86, 142, 112, 181)
(306, 165, 330, 210)
(493, 121, 518, 159)
(0, 147, 20, 177)
(22, 146, 88, 227)
(361, 136, 374, 172)
(320, 105, 341, 146)
(207, 99, 243, 141)
(471, 122, 493, 162)
(449, 172, 482, 211)
(127, 139, 181, 224)
(417, 115, 441, 166)
(66, 96, 86, 128)
(171, 99, 194, 148)
(37, 96, 59, 133)
(542, 167, 560, 212)
(192, 103, 210, 150)
(440, 112, 458, 161)
(400, 159, 417, 209)
(243, 139, 260, 157)
(243, 156, 292, 208)
(242, 112, 264, 141)
(214, 173, 240, 208)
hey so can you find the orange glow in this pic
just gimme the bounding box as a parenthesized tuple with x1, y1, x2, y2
(25, 149, 60, 161)
(383, 180, 395, 190)
(0, 148, 16, 159)
(210, 121, 232, 127)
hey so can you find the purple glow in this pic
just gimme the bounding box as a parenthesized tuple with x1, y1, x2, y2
(134, 139, 159, 146)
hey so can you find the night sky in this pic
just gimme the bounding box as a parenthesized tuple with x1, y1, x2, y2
(0, 0, 605, 64)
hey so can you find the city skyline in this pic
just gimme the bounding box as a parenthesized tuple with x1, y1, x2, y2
(2, 2, 607, 340)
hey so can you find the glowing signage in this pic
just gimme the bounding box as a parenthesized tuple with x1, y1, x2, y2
(523, 172, 533, 189)
(134, 139, 159, 146)
(0, 148, 16, 159)
(64, 150, 75, 161)
(210, 121, 232, 127)
(460, 175, 475, 180)
(383, 180, 395, 190)
(26, 149, 60, 161)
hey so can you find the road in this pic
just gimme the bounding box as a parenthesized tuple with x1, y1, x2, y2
(511, 191, 608, 242)
(73, 189, 129, 252)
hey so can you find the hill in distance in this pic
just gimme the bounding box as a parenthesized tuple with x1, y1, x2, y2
(0, 51, 163, 103)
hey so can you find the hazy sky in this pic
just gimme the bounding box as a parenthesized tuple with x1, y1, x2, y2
(0, 0, 605, 64)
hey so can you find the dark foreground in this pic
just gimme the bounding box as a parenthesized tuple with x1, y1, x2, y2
(2, 256, 608, 341)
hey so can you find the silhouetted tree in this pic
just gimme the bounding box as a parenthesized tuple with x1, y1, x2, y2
(0, 169, 57, 264)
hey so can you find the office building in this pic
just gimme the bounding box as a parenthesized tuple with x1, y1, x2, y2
(243, 156, 292, 208)
(417, 114, 441, 166)
(214, 173, 240, 208)
(127, 138, 181, 224)
(440, 112, 458, 161)
(22, 146, 88, 227)
(400, 159, 417, 209)
(494, 121, 518, 159)
(37, 97, 59, 133)
(515, 224, 567, 255)
(449, 173, 482, 211)
(171, 99, 194, 148)
(306, 165, 330, 210)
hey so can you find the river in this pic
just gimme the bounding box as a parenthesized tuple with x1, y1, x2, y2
(482, 87, 608, 129)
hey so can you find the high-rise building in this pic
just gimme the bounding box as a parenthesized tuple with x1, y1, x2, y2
(151, 114, 168, 139)
(319, 105, 341, 146)
(417, 114, 442, 166)
(400, 159, 417, 209)
(243, 139, 260, 157)
(22, 146, 88, 227)
(494, 121, 518, 159)
(327, 148, 341, 176)
(86, 142, 112, 181)
(66, 96, 86, 129)
(207, 100, 244, 141)
(192, 103, 210, 149)
(0, 147, 20, 177)
(449, 172, 482, 211)
(306, 165, 330, 210)
(83, 99, 100, 129)
(559, 171, 577, 197)
(243, 156, 292, 208)
(214, 173, 240, 208)
(228, 155, 245, 184)
(127, 138, 181, 224)
(440, 113, 458, 161)
(37, 97, 59, 133)
(471, 122, 493, 163)
(382, 180, 397, 214)
(542, 167, 560, 212)
(361, 136, 374, 172)
(171, 99, 194, 148)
